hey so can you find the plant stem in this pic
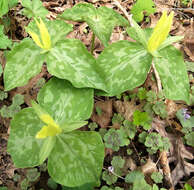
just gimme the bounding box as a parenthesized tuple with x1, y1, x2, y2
(152, 59, 162, 92)
(91, 32, 95, 54)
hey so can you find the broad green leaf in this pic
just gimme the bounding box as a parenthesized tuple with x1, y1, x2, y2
(46, 39, 106, 91)
(0, 25, 12, 49)
(48, 131, 104, 187)
(37, 78, 94, 123)
(96, 41, 152, 96)
(0, 0, 8, 17)
(131, 0, 156, 22)
(8, 0, 18, 9)
(154, 45, 190, 103)
(26, 18, 73, 47)
(7, 108, 45, 167)
(21, 0, 48, 18)
(59, 3, 129, 46)
(4, 38, 45, 91)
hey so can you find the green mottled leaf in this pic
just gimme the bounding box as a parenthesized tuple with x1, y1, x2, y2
(21, 0, 48, 18)
(96, 41, 152, 96)
(37, 78, 94, 123)
(0, 0, 8, 17)
(4, 38, 44, 91)
(154, 46, 190, 103)
(48, 131, 104, 187)
(46, 39, 106, 91)
(7, 108, 45, 167)
(26, 18, 73, 46)
(0, 25, 12, 49)
(131, 0, 156, 22)
(59, 3, 129, 46)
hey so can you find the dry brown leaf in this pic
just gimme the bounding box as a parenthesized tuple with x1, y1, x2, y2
(91, 100, 113, 128)
(113, 99, 142, 121)
(170, 137, 194, 186)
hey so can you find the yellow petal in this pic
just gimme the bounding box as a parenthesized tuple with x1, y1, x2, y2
(28, 30, 43, 49)
(36, 124, 62, 139)
(40, 114, 58, 127)
(147, 11, 174, 53)
(35, 18, 51, 50)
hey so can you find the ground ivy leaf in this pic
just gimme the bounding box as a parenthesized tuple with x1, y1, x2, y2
(154, 45, 190, 104)
(21, 0, 49, 18)
(46, 39, 106, 91)
(59, 3, 129, 46)
(7, 108, 45, 167)
(48, 131, 104, 187)
(26, 18, 73, 47)
(4, 38, 44, 91)
(37, 78, 94, 124)
(96, 41, 152, 96)
(0, 25, 12, 49)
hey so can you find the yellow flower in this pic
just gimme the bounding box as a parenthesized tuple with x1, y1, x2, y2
(28, 18, 51, 50)
(31, 101, 62, 139)
(147, 11, 174, 53)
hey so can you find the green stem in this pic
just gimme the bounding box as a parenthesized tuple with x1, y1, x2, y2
(91, 33, 95, 54)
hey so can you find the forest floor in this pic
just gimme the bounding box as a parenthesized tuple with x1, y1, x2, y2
(0, 0, 194, 190)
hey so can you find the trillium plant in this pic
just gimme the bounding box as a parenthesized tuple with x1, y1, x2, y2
(5, 1, 190, 188)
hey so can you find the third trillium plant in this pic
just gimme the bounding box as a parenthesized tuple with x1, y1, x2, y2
(5, 2, 191, 188)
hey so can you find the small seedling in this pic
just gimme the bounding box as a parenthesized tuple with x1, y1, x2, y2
(151, 172, 163, 183)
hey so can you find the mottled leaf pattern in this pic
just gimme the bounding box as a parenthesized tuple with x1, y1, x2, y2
(26, 18, 73, 46)
(37, 78, 94, 124)
(4, 38, 45, 91)
(46, 39, 106, 91)
(7, 108, 45, 167)
(96, 41, 152, 96)
(48, 131, 104, 187)
(59, 3, 129, 46)
(21, 0, 48, 18)
(154, 45, 190, 103)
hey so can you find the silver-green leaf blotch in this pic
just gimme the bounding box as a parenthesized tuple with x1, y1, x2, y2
(46, 39, 106, 91)
(96, 41, 152, 96)
(37, 78, 94, 124)
(7, 108, 45, 167)
(59, 3, 129, 46)
(4, 38, 45, 91)
(48, 131, 104, 187)
(154, 45, 190, 103)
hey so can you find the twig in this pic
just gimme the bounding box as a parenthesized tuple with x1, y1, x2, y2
(103, 167, 125, 180)
(113, 0, 131, 22)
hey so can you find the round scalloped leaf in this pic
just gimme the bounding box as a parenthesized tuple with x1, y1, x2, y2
(26, 18, 73, 47)
(4, 38, 44, 91)
(48, 131, 104, 187)
(46, 39, 106, 91)
(7, 108, 45, 167)
(96, 41, 152, 96)
(37, 78, 94, 124)
(154, 45, 190, 104)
